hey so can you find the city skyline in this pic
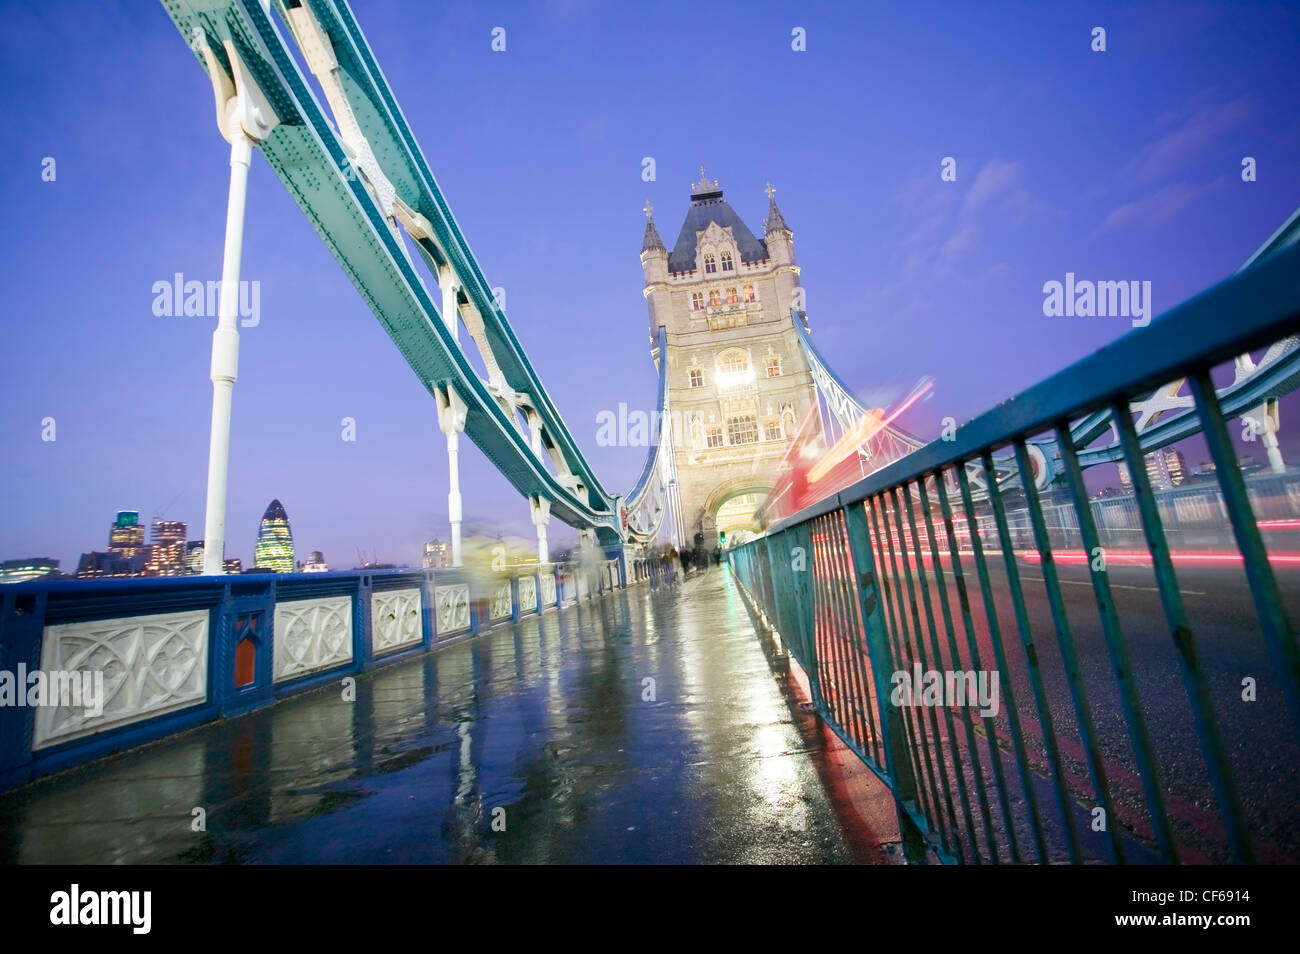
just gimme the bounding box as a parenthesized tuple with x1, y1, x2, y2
(1, 1, 1298, 573)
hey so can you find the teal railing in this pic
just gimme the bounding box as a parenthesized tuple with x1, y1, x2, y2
(728, 239, 1300, 864)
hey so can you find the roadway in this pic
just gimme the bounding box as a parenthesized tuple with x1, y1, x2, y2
(886, 548, 1300, 863)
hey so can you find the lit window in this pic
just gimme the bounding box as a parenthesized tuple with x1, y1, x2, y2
(742, 285, 755, 302)
(725, 287, 738, 304)
(691, 291, 705, 311)
(720, 250, 734, 272)
(706, 426, 723, 448)
(727, 415, 758, 445)
(688, 368, 703, 388)
(765, 355, 782, 377)
(709, 288, 722, 306)
(704, 253, 717, 274)
(717, 350, 749, 375)
(763, 420, 783, 441)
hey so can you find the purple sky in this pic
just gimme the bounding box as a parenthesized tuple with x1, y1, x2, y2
(1, 0, 1298, 570)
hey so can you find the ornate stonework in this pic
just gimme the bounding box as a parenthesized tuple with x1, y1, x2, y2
(640, 176, 822, 546)
(273, 596, 354, 682)
(371, 587, 423, 654)
(34, 609, 209, 749)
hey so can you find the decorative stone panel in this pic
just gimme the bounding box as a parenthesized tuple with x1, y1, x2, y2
(33, 609, 209, 749)
(435, 584, 470, 635)
(517, 576, 537, 613)
(371, 587, 422, 655)
(273, 596, 353, 683)
(489, 579, 512, 620)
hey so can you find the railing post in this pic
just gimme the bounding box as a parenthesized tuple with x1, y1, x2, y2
(841, 501, 927, 863)
(0, 588, 45, 789)
(783, 523, 823, 710)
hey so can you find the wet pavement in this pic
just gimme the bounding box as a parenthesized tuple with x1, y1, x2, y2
(0, 567, 899, 864)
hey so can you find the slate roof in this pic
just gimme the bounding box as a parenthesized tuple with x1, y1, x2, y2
(667, 186, 769, 273)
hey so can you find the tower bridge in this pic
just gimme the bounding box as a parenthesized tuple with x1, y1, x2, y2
(1, 0, 1299, 868)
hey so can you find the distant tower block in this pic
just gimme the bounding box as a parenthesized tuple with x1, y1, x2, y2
(640, 172, 822, 548)
(253, 499, 295, 573)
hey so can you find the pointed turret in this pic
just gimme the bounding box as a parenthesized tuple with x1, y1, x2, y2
(640, 201, 668, 285)
(642, 200, 665, 253)
(763, 181, 795, 267)
(640, 200, 670, 335)
(764, 181, 790, 234)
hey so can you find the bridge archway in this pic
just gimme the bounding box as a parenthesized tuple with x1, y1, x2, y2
(702, 481, 771, 549)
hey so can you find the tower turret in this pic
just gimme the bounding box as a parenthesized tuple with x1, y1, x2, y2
(641, 201, 671, 338)
(762, 182, 794, 266)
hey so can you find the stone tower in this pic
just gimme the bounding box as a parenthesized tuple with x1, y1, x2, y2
(641, 170, 822, 549)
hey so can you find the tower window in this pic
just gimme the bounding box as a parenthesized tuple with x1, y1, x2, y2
(691, 291, 705, 311)
(742, 285, 755, 302)
(720, 250, 734, 272)
(703, 253, 717, 274)
(725, 287, 738, 304)
(765, 355, 782, 377)
(706, 426, 723, 448)
(717, 350, 750, 376)
(763, 419, 783, 442)
(688, 368, 703, 388)
(709, 289, 722, 306)
(726, 414, 758, 445)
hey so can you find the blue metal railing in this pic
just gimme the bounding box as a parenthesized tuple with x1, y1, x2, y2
(0, 554, 677, 793)
(728, 239, 1300, 864)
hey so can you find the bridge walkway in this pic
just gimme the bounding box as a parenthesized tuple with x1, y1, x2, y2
(0, 568, 899, 864)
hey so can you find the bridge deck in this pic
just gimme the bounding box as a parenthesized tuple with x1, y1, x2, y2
(0, 569, 899, 864)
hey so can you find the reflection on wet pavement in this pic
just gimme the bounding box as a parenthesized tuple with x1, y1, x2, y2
(0, 569, 898, 864)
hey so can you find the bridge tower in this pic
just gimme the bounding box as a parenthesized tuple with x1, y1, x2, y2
(641, 171, 823, 550)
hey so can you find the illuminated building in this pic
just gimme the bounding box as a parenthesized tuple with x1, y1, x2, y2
(640, 173, 822, 548)
(76, 550, 146, 578)
(0, 557, 60, 583)
(185, 541, 205, 574)
(1118, 447, 1191, 493)
(1162, 448, 1188, 486)
(301, 550, 329, 572)
(253, 499, 295, 573)
(108, 511, 146, 557)
(224, 558, 243, 574)
(146, 520, 187, 576)
(423, 539, 449, 569)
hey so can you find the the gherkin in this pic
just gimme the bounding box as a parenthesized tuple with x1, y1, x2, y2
(253, 499, 295, 573)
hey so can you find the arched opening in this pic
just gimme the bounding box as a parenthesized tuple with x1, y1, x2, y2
(712, 486, 771, 549)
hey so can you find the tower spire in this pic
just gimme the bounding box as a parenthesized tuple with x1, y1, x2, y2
(642, 200, 665, 252)
(764, 181, 789, 233)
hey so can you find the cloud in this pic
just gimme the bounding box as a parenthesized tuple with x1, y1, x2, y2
(1126, 96, 1251, 182)
(941, 225, 976, 262)
(1093, 178, 1225, 236)
(962, 159, 1021, 218)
